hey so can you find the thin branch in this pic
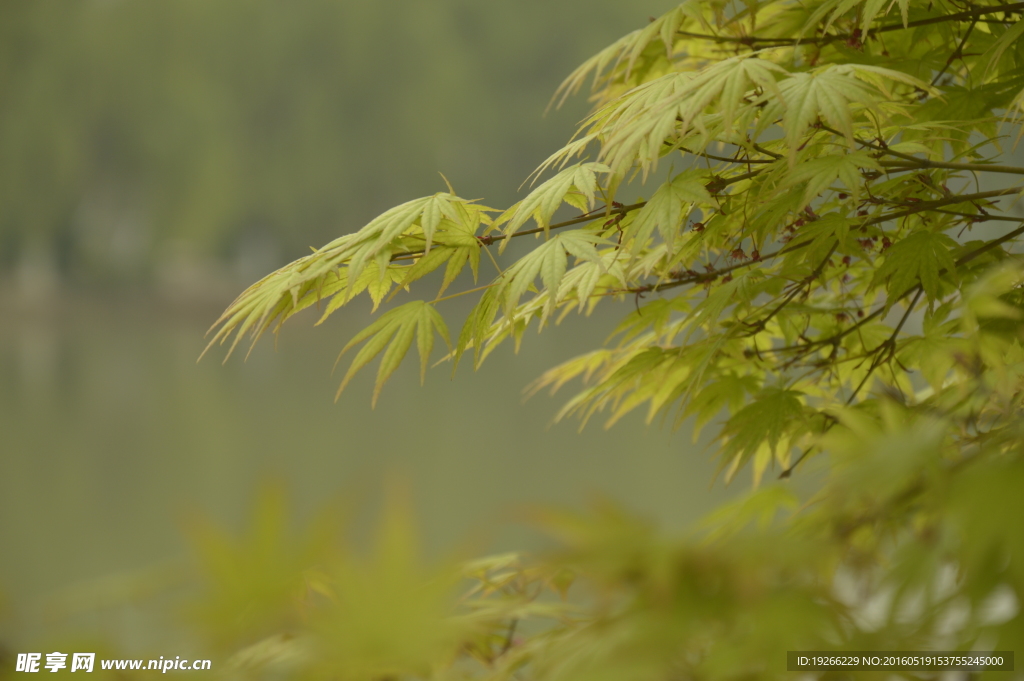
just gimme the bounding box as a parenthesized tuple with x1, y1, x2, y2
(388, 202, 651, 264)
(779, 445, 815, 479)
(675, 30, 795, 45)
(491, 201, 646, 241)
(666, 142, 776, 165)
(844, 287, 924, 406)
(774, 232, 1024, 481)
(743, 242, 838, 335)
(932, 209, 1022, 221)
(499, 619, 519, 657)
(752, 143, 783, 160)
(875, 3, 1024, 34)
(675, 3, 1024, 47)
(635, 186, 1022, 296)
(767, 219, 1024, 356)
(779, 287, 921, 479)
(503, 180, 1015, 266)
(392, 158, 1022, 273)
(470, 165, 766, 245)
(879, 160, 1024, 176)
(954, 220, 1024, 266)
(931, 17, 977, 86)
(817, 123, 1024, 175)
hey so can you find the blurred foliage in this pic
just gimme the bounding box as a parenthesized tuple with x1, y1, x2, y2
(185, 417, 1022, 680)
(0, 0, 664, 289)
(196, 483, 472, 680)
(186, 484, 341, 649)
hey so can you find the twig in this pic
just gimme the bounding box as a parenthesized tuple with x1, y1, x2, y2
(675, 3, 1024, 47)
(765, 219, 1024, 356)
(499, 619, 518, 657)
(818, 124, 1024, 175)
(744, 242, 838, 335)
(628, 186, 1022, 296)
(844, 287, 924, 406)
(931, 18, 977, 86)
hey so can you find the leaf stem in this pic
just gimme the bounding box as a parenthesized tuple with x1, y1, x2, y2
(433, 283, 497, 304)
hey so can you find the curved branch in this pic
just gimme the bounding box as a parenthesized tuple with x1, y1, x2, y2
(675, 3, 1024, 47)
(637, 186, 1023, 295)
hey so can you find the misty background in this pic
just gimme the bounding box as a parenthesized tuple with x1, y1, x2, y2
(0, 0, 740, 656)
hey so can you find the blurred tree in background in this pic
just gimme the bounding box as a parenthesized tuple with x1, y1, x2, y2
(0, 0, 662, 296)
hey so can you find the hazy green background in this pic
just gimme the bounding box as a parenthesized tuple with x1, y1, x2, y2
(0, 0, 737, 655)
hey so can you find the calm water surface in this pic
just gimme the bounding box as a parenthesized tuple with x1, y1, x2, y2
(0, 293, 734, 651)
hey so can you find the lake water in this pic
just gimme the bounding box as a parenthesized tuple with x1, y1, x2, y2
(0, 292, 735, 652)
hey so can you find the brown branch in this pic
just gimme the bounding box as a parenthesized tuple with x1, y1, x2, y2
(931, 209, 1023, 222)
(492, 201, 647, 241)
(400, 165, 770, 260)
(815, 123, 1024, 176)
(390, 200, 651, 263)
(844, 287, 924, 406)
(743, 242, 838, 335)
(676, 3, 1024, 47)
(666, 142, 776, 165)
(633, 186, 1022, 296)
(954, 220, 1024, 266)
(499, 618, 518, 657)
(768, 219, 1024, 357)
(879, 160, 1024, 176)
(752, 143, 783, 160)
(779, 286, 921, 479)
(397, 162, 1017, 269)
(931, 17, 977, 86)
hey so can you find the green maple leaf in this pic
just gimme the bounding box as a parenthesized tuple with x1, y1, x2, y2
(719, 388, 806, 474)
(336, 300, 450, 405)
(871, 230, 958, 307)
